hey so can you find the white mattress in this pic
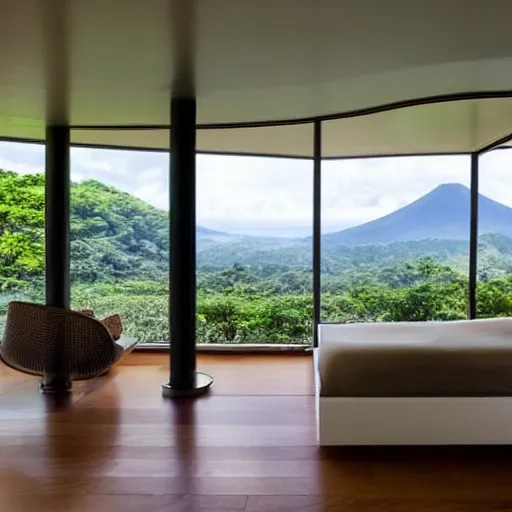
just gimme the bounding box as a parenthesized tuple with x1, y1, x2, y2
(318, 319, 512, 397)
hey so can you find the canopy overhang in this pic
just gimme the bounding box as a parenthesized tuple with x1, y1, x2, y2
(1, 0, 512, 157)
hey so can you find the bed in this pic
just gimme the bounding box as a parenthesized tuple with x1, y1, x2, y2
(315, 319, 512, 445)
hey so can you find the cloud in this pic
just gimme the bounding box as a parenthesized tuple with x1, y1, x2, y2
(70, 147, 170, 210)
(478, 150, 512, 207)
(196, 155, 313, 231)
(0, 142, 45, 176)
(0, 141, 511, 236)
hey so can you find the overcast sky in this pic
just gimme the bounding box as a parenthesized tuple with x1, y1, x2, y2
(1, 141, 511, 237)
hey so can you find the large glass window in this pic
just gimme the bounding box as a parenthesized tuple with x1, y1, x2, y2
(321, 155, 470, 323)
(70, 145, 170, 343)
(196, 155, 313, 344)
(0, 141, 45, 332)
(477, 148, 512, 318)
(1, 137, 492, 341)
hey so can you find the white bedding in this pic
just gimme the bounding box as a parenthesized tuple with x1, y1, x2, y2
(318, 318, 512, 397)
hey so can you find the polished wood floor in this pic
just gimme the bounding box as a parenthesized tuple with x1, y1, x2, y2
(1, 352, 512, 511)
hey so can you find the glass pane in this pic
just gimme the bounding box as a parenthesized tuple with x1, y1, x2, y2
(196, 155, 313, 344)
(321, 155, 470, 323)
(70, 144, 169, 344)
(477, 149, 512, 318)
(0, 141, 46, 332)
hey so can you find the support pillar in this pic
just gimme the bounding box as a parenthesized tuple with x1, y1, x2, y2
(43, 125, 71, 393)
(468, 153, 479, 319)
(162, 97, 213, 397)
(312, 120, 322, 347)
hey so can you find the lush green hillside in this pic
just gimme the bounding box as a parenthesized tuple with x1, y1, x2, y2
(2, 169, 512, 344)
(0, 170, 170, 287)
(0, 170, 44, 288)
(70, 179, 169, 282)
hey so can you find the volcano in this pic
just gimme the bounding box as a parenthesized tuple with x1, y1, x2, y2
(322, 183, 512, 245)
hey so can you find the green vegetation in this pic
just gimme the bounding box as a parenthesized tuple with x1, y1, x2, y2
(1, 169, 512, 344)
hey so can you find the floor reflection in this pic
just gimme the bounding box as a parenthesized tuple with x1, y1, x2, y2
(169, 396, 200, 495)
(0, 376, 120, 511)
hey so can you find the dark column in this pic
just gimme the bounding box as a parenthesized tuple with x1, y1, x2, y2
(468, 153, 479, 319)
(312, 120, 322, 347)
(46, 126, 70, 308)
(43, 125, 71, 393)
(162, 97, 213, 398)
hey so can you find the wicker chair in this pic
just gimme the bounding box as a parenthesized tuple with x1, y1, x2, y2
(0, 301, 138, 391)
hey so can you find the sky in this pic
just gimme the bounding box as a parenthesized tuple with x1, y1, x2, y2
(1, 141, 511, 237)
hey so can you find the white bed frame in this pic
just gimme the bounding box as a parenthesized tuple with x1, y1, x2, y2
(314, 349, 512, 446)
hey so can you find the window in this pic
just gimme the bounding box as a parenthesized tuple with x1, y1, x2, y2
(476, 148, 512, 318)
(70, 144, 170, 343)
(321, 155, 470, 323)
(0, 141, 45, 332)
(0, 137, 484, 341)
(196, 155, 313, 344)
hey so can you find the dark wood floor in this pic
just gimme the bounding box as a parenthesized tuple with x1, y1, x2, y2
(1, 352, 512, 511)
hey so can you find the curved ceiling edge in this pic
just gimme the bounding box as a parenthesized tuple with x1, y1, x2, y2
(2, 139, 512, 160)
(67, 90, 512, 130)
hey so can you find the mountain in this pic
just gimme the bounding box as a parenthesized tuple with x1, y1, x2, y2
(70, 180, 228, 281)
(322, 183, 512, 246)
(196, 226, 230, 238)
(5, 169, 512, 287)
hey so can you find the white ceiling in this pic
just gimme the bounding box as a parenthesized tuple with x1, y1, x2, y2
(1, 0, 512, 156)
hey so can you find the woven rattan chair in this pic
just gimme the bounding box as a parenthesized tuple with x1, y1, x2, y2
(0, 301, 138, 392)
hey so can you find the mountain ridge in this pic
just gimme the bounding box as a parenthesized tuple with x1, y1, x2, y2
(321, 183, 512, 246)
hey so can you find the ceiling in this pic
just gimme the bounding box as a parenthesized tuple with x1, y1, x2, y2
(1, 0, 512, 157)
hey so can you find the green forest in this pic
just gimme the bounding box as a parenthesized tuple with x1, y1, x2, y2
(1, 169, 512, 344)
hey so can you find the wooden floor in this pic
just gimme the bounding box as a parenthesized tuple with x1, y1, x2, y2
(1, 354, 512, 512)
